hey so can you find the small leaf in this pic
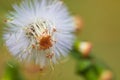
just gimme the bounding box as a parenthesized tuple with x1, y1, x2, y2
(2, 61, 24, 80)
(76, 59, 92, 74)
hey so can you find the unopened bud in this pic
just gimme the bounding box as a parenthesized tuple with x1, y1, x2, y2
(74, 15, 84, 32)
(79, 42, 92, 57)
(99, 70, 113, 80)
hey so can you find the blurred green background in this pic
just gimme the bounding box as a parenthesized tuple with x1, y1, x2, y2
(0, 0, 120, 80)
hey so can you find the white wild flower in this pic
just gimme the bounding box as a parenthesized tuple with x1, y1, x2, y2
(3, 0, 75, 68)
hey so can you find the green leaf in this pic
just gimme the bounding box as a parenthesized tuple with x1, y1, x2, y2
(2, 61, 24, 80)
(84, 68, 98, 80)
(76, 59, 92, 74)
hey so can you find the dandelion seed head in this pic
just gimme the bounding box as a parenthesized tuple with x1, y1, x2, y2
(3, 0, 75, 68)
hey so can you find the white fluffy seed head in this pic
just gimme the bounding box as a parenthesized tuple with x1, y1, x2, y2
(3, 0, 75, 68)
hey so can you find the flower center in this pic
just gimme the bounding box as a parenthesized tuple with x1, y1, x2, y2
(25, 19, 56, 50)
(38, 32, 52, 50)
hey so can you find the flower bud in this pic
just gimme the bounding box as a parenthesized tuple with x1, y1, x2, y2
(74, 15, 84, 32)
(79, 42, 92, 57)
(99, 70, 113, 80)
